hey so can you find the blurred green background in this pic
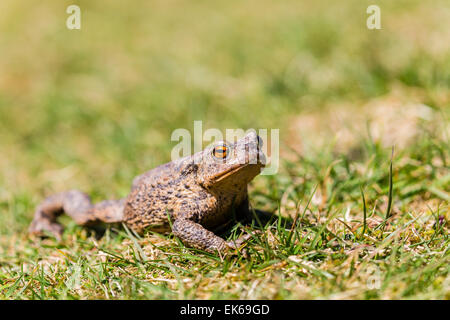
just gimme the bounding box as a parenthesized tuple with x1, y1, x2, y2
(0, 0, 449, 300)
(0, 0, 449, 230)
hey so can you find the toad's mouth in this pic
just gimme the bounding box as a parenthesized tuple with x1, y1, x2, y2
(212, 164, 250, 183)
(211, 160, 265, 184)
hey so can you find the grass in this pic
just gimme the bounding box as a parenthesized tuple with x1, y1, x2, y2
(0, 0, 449, 299)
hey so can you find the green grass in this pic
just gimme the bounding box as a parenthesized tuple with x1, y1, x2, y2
(0, 0, 449, 299)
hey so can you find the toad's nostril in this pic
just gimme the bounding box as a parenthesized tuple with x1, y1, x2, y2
(256, 135, 263, 148)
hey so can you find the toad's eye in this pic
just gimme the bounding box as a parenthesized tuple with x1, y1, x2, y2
(212, 145, 228, 159)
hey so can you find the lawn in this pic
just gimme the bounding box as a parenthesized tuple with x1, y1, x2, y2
(0, 0, 448, 299)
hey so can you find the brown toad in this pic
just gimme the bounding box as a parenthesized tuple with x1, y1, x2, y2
(29, 132, 265, 254)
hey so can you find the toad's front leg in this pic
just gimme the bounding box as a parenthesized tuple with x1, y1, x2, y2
(172, 218, 227, 254)
(172, 218, 252, 255)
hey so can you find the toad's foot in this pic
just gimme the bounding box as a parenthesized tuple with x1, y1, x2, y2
(226, 230, 261, 258)
(226, 232, 256, 250)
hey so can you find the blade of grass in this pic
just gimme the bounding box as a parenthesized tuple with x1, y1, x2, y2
(382, 147, 394, 235)
(360, 186, 367, 237)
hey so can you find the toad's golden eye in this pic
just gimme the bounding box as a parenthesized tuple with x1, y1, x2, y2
(212, 145, 228, 159)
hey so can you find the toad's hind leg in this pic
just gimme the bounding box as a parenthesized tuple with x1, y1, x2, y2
(29, 190, 125, 239)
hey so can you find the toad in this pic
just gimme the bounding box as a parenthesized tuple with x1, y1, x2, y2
(29, 132, 265, 255)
